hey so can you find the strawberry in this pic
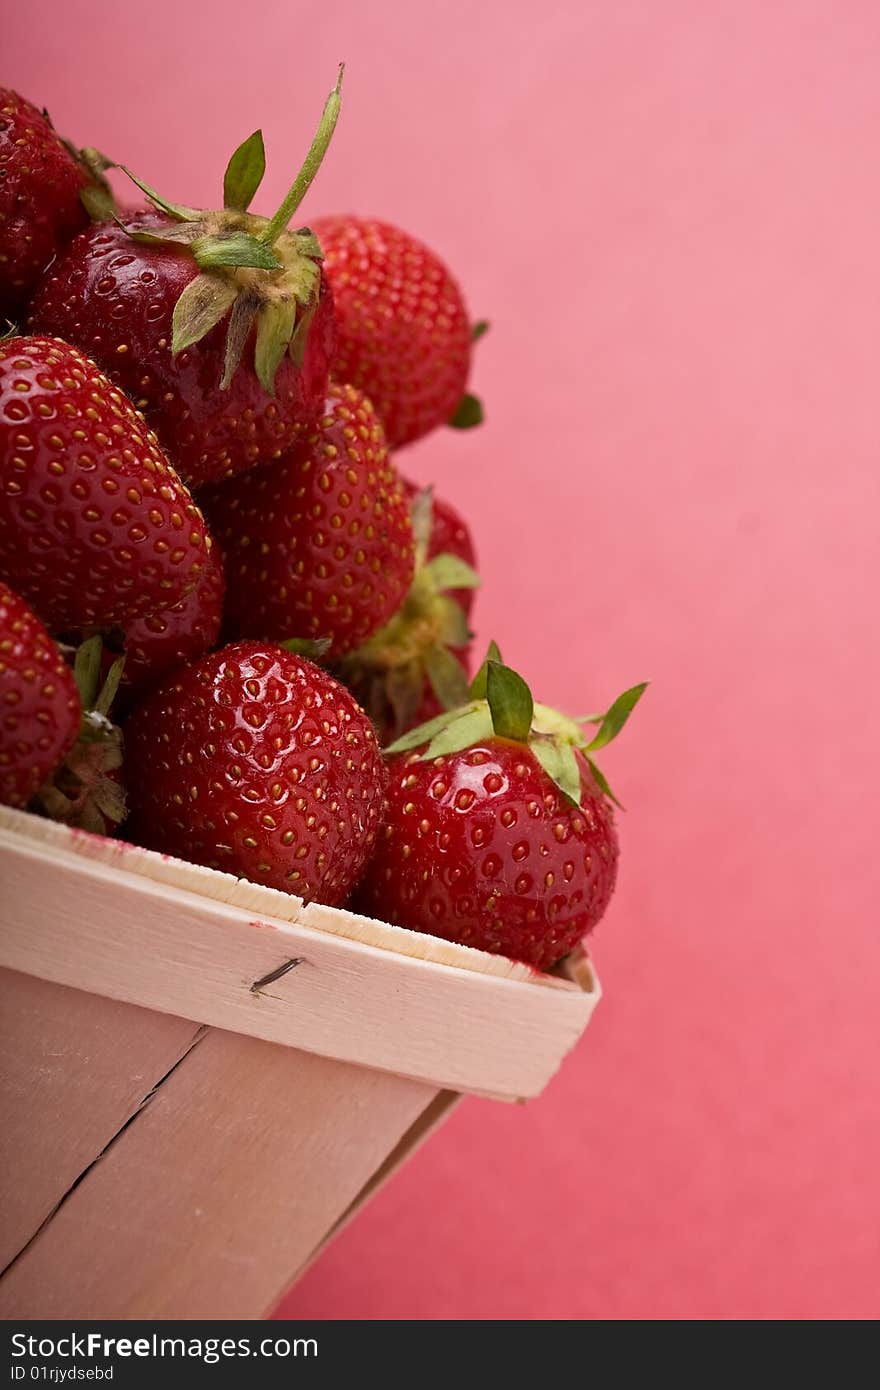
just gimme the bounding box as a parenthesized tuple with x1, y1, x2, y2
(335, 482, 479, 743)
(0, 90, 92, 322)
(0, 588, 125, 830)
(123, 641, 387, 904)
(109, 540, 225, 711)
(354, 651, 646, 970)
(309, 216, 483, 448)
(0, 336, 213, 633)
(202, 383, 414, 659)
(0, 579, 80, 806)
(28, 74, 345, 487)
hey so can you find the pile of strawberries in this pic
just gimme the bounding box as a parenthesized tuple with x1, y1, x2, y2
(0, 75, 644, 972)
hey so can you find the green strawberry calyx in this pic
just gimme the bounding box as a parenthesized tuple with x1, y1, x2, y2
(32, 635, 127, 833)
(449, 393, 484, 429)
(278, 636, 333, 661)
(334, 486, 480, 736)
(114, 67, 344, 394)
(385, 641, 647, 809)
(448, 320, 489, 430)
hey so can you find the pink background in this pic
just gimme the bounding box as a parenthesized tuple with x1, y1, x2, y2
(7, 0, 880, 1320)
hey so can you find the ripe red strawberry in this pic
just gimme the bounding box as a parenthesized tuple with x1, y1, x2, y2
(29, 217, 335, 489)
(124, 641, 387, 904)
(202, 384, 414, 659)
(0, 336, 213, 633)
(28, 75, 345, 486)
(354, 654, 646, 970)
(310, 216, 482, 448)
(0, 90, 90, 322)
(335, 481, 478, 743)
(110, 540, 225, 710)
(0, 579, 80, 807)
(0, 587, 124, 831)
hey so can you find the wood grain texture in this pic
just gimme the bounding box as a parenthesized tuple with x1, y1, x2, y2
(0, 1029, 436, 1320)
(0, 969, 201, 1273)
(0, 815, 599, 1099)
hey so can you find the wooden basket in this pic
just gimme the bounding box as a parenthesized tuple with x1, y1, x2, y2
(0, 803, 600, 1320)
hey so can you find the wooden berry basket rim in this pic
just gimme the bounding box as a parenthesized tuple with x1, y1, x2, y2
(0, 804, 601, 1100)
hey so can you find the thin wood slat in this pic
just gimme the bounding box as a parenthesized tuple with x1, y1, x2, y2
(278, 1090, 463, 1306)
(0, 809, 600, 1100)
(0, 970, 201, 1273)
(0, 805, 554, 983)
(0, 1029, 438, 1321)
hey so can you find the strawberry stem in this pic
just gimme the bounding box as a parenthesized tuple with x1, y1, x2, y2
(94, 654, 126, 718)
(261, 66, 344, 246)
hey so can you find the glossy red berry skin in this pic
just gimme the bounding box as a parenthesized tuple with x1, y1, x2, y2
(28, 217, 336, 487)
(124, 642, 387, 905)
(311, 217, 471, 448)
(113, 542, 225, 711)
(0, 580, 80, 807)
(203, 384, 414, 658)
(354, 740, 619, 971)
(0, 90, 88, 321)
(0, 337, 213, 632)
